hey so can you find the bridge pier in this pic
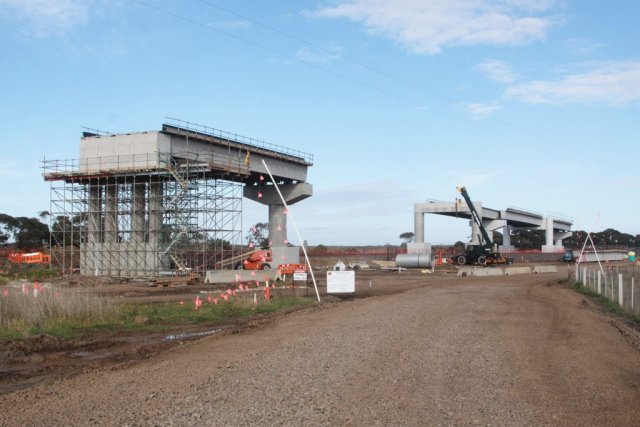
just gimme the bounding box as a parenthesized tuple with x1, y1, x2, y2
(244, 183, 312, 247)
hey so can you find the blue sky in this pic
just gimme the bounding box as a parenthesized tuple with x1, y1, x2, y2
(0, 0, 638, 246)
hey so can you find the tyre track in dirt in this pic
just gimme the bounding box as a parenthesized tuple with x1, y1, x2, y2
(1, 273, 640, 426)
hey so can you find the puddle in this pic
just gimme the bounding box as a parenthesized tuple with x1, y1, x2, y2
(68, 351, 118, 361)
(163, 329, 221, 342)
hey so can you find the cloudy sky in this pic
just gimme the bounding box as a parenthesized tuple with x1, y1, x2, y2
(1, 0, 638, 245)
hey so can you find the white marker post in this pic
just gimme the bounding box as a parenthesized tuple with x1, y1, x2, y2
(261, 159, 321, 303)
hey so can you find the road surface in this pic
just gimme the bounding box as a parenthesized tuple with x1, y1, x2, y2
(2, 273, 640, 425)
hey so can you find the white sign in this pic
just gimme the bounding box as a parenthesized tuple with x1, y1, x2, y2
(293, 272, 308, 281)
(327, 271, 355, 293)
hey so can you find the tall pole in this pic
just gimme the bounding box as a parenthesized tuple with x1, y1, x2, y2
(261, 159, 321, 302)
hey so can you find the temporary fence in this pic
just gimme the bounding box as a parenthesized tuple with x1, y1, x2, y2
(572, 263, 640, 316)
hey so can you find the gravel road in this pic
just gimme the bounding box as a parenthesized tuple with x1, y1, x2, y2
(2, 273, 640, 426)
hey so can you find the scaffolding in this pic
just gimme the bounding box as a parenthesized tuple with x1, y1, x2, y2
(43, 151, 245, 277)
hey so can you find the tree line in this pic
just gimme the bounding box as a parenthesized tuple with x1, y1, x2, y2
(401, 228, 640, 250)
(0, 213, 49, 249)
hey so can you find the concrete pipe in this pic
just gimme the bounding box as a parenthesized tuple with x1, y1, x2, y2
(395, 253, 435, 269)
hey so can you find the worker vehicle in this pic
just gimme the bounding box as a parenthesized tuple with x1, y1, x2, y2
(452, 186, 510, 267)
(234, 249, 272, 270)
(562, 249, 575, 263)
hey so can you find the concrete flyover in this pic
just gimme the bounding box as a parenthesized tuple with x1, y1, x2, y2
(43, 119, 313, 276)
(415, 200, 572, 253)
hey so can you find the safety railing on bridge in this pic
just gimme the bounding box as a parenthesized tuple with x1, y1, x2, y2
(165, 117, 314, 164)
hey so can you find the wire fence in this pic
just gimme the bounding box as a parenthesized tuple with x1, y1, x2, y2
(571, 263, 640, 316)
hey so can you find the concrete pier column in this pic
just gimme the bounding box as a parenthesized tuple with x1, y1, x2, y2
(545, 217, 554, 247)
(414, 209, 425, 243)
(148, 181, 163, 246)
(104, 183, 118, 242)
(502, 225, 511, 247)
(83, 183, 103, 275)
(244, 183, 312, 248)
(541, 216, 556, 252)
(87, 184, 102, 243)
(132, 183, 146, 243)
(268, 205, 287, 246)
(470, 220, 480, 245)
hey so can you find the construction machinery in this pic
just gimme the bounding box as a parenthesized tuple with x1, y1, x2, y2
(452, 186, 510, 266)
(234, 249, 272, 270)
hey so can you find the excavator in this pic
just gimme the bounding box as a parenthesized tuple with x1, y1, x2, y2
(452, 186, 510, 267)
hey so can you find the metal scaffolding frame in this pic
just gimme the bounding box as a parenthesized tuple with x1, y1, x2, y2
(44, 152, 244, 277)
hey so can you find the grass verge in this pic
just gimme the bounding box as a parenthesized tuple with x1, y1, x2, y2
(0, 286, 316, 340)
(564, 279, 640, 325)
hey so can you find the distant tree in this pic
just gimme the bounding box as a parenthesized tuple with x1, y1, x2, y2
(492, 231, 503, 245)
(51, 215, 85, 247)
(13, 217, 49, 249)
(399, 232, 415, 244)
(208, 238, 232, 250)
(0, 213, 49, 249)
(511, 230, 545, 249)
(564, 229, 638, 249)
(315, 244, 327, 254)
(246, 222, 269, 247)
(453, 241, 466, 252)
(0, 213, 17, 243)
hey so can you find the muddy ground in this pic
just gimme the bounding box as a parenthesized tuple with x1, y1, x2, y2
(0, 265, 473, 394)
(3, 263, 640, 425)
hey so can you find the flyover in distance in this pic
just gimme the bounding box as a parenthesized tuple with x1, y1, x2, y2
(414, 199, 573, 252)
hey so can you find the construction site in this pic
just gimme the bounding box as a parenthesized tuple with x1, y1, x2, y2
(1, 119, 640, 426)
(40, 118, 313, 279)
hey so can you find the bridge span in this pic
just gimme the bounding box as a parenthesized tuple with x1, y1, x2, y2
(414, 199, 572, 252)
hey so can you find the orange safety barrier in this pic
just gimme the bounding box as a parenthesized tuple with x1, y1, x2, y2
(277, 263, 308, 275)
(8, 252, 50, 264)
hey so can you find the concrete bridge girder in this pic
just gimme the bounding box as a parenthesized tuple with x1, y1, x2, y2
(414, 200, 572, 252)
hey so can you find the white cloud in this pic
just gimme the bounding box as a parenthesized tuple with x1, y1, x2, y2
(296, 44, 343, 64)
(506, 61, 640, 106)
(0, 0, 89, 36)
(475, 59, 520, 84)
(464, 102, 502, 119)
(308, 0, 554, 54)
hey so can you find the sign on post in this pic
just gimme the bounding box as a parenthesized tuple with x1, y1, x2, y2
(327, 271, 355, 294)
(293, 271, 308, 281)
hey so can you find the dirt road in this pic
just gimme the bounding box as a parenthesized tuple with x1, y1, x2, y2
(2, 272, 640, 425)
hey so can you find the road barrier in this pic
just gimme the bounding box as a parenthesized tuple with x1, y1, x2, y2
(504, 267, 533, 275)
(533, 265, 558, 274)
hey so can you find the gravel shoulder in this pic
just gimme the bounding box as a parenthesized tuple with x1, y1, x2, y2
(2, 272, 640, 426)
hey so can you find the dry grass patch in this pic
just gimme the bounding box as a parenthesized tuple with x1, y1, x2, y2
(0, 284, 117, 338)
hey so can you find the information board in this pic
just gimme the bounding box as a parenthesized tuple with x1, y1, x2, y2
(293, 272, 308, 281)
(327, 270, 355, 293)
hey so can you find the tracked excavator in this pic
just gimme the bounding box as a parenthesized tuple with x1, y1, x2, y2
(452, 186, 511, 267)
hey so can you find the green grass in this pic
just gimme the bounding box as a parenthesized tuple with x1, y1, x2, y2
(119, 296, 314, 330)
(0, 261, 59, 282)
(567, 280, 640, 324)
(0, 291, 316, 340)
